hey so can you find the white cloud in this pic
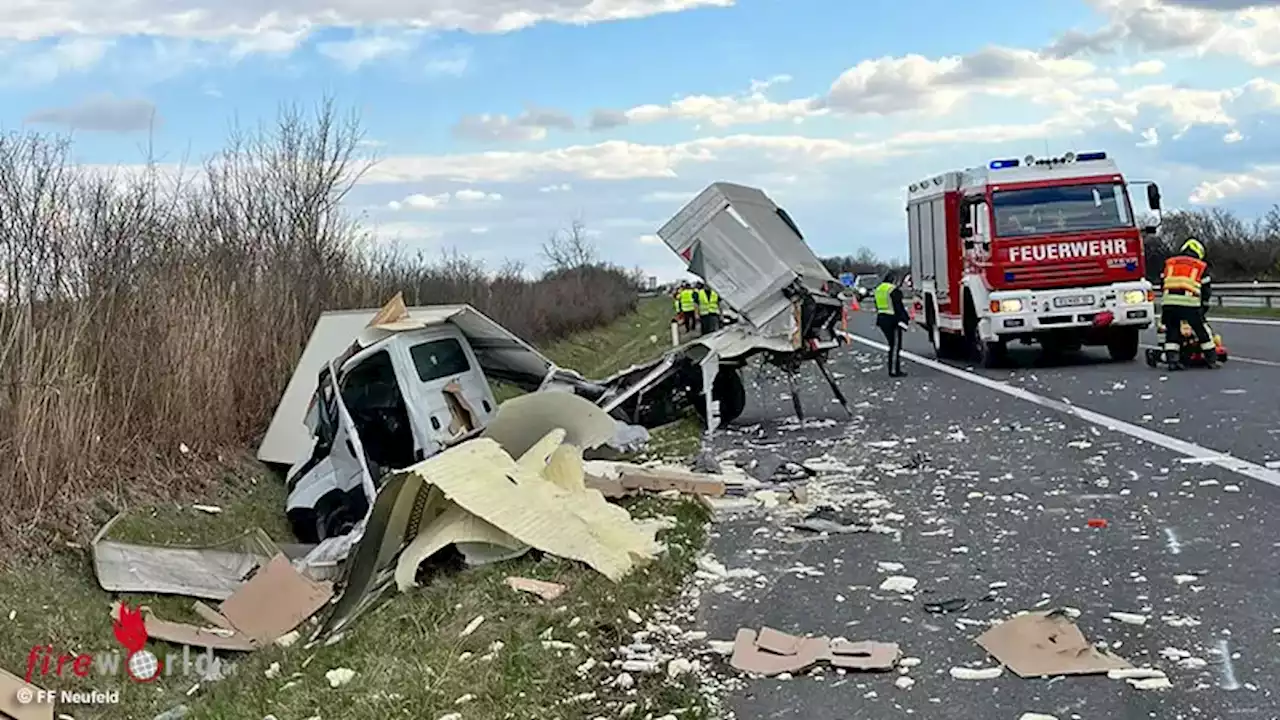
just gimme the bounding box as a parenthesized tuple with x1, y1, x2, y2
(1138, 127, 1159, 147)
(0, 36, 112, 85)
(1188, 171, 1271, 203)
(1053, 0, 1280, 66)
(593, 85, 824, 129)
(538, 183, 572, 193)
(454, 188, 502, 202)
(388, 189, 501, 209)
(641, 190, 697, 203)
(1223, 129, 1243, 143)
(317, 31, 421, 71)
(470, 226, 489, 234)
(453, 106, 576, 141)
(1120, 59, 1165, 75)
(584, 47, 1099, 130)
(638, 234, 663, 245)
(0, 0, 736, 43)
(823, 47, 1097, 115)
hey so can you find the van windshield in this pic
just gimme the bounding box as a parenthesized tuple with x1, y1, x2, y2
(992, 183, 1133, 238)
(410, 338, 471, 382)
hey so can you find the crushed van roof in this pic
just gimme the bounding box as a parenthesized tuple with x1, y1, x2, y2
(257, 304, 556, 467)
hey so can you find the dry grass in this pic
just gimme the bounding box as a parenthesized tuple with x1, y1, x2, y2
(0, 100, 641, 552)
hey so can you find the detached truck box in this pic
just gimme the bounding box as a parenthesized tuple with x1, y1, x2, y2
(657, 182, 838, 331)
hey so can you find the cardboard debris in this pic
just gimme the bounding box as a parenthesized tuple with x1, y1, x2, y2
(1, 667, 53, 720)
(584, 463, 726, 499)
(729, 627, 900, 677)
(126, 554, 335, 652)
(505, 577, 566, 601)
(976, 610, 1133, 678)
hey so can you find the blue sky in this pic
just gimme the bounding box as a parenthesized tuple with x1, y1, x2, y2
(2, 0, 1278, 279)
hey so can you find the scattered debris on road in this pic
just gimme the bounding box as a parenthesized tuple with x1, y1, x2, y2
(976, 610, 1133, 677)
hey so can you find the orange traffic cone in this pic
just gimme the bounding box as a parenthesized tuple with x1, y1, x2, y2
(850, 296, 860, 312)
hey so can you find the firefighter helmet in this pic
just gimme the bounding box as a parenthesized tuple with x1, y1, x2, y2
(1180, 237, 1205, 259)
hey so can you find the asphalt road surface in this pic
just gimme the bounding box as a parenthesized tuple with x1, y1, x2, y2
(696, 312, 1279, 720)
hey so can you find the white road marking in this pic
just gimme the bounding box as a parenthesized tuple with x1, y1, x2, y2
(843, 332, 1280, 489)
(1163, 527, 1182, 555)
(1139, 343, 1280, 368)
(1207, 316, 1280, 327)
(1215, 639, 1241, 691)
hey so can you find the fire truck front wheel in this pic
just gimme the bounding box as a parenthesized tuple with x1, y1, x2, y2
(1106, 327, 1141, 362)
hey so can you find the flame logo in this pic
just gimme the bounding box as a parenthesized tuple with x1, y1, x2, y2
(113, 603, 148, 653)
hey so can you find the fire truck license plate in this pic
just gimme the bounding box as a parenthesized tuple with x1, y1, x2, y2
(1053, 294, 1093, 308)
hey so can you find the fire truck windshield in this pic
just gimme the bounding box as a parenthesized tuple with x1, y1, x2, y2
(991, 182, 1133, 239)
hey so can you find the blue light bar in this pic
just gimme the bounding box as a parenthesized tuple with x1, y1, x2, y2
(989, 159, 1020, 169)
(1076, 151, 1107, 161)
(1004, 272, 1016, 282)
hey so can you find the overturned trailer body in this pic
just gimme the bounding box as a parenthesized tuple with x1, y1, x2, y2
(596, 182, 854, 431)
(258, 182, 852, 543)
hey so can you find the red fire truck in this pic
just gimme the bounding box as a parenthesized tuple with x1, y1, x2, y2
(906, 151, 1161, 368)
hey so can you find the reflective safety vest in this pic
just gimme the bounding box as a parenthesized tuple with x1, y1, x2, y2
(874, 282, 896, 315)
(673, 295, 680, 312)
(697, 288, 720, 314)
(1162, 255, 1207, 307)
(678, 288, 697, 312)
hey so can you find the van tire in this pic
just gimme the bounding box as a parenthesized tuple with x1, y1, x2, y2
(693, 366, 747, 426)
(1107, 327, 1140, 362)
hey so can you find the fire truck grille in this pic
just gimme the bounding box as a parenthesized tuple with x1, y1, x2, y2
(1003, 261, 1106, 286)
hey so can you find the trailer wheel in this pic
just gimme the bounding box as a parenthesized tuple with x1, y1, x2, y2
(1107, 327, 1140, 362)
(692, 366, 747, 426)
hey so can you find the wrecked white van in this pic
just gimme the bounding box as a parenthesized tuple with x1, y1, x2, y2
(258, 302, 601, 542)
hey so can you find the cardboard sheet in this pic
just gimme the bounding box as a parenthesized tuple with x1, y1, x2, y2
(0, 667, 53, 720)
(976, 610, 1133, 678)
(218, 555, 334, 644)
(125, 553, 334, 652)
(729, 627, 900, 677)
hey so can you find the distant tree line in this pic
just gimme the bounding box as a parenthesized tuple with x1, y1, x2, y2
(1144, 206, 1280, 283)
(822, 206, 1280, 286)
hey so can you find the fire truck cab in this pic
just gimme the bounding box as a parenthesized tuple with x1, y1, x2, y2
(906, 151, 1158, 368)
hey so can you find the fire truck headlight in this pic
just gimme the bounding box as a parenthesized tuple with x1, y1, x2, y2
(1122, 290, 1146, 305)
(997, 299, 1023, 313)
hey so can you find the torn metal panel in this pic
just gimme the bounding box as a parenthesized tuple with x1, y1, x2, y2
(313, 469, 434, 639)
(259, 302, 556, 467)
(91, 515, 279, 601)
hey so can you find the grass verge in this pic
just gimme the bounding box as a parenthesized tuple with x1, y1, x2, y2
(0, 297, 717, 720)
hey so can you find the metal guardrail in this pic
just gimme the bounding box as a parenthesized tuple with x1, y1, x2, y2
(1155, 281, 1280, 310)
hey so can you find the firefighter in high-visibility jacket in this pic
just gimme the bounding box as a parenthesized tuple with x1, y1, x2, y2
(1160, 237, 1217, 369)
(678, 284, 698, 333)
(874, 271, 911, 377)
(696, 283, 721, 334)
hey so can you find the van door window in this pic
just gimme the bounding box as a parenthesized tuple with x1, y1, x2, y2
(339, 350, 415, 472)
(409, 338, 471, 382)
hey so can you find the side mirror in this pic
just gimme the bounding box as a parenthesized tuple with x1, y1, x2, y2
(1142, 224, 1158, 237)
(1146, 184, 1162, 211)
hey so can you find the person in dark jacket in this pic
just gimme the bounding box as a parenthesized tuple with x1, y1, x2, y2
(873, 271, 911, 377)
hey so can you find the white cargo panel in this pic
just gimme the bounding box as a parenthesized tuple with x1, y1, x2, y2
(657, 183, 835, 330)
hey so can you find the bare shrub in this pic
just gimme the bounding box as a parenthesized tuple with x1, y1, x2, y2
(0, 101, 636, 548)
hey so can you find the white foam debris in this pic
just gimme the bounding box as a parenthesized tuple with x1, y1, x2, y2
(459, 615, 485, 638)
(324, 668, 356, 688)
(1019, 714, 1059, 720)
(1173, 574, 1199, 585)
(949, 666, 1003, 680)
(1108, 612, 1148, 625)
(876, 562, 905, 573)
(894, 676, 915, 689)
(879, 576, 918, 593)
